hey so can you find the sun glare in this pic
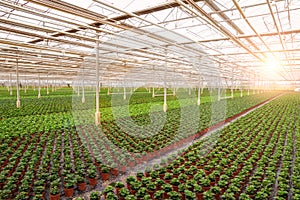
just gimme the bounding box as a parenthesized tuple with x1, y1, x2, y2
(265, 57, 281, 71)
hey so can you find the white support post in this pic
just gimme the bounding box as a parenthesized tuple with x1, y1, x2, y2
(152, 87, 155, 98)
(24, 75, 27, 93)
(123, 86, 126, 100)
(52, 79, 54, 92)
(197, 86, 201, 106)
(95, 34, 100, 125)
(107, 87, 110, 95)
(9, 73, 12, 96)
(6, 75, 9, 92)
(46, 75, 49, 94)
(16, 60, 20, 108)
(82, 77, 85, 103)
(163, 85, 167, 112)
(163, 50, 167, 112)
(173, 88, 176, 96)
(217, 78, 221, 101)
(197, 70, 201, 106)
(240, 88, 243, 97)
(188, 87, 191, 96)
(38, 74, 41, 99)
(130, 87, 133, 94)
(77, 85, 80, 96)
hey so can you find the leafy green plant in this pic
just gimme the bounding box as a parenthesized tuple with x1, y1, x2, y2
(168, 191, 181, 200)
(50, 186, 60, 195)
(103, 185, 114, 195)
(90, 191, 102, 200)
(119, 187, 130, 198)
(153, 190, 164, 200)
(162, 183, 172, 193)
(115, 181, 125, 188)
(136, 187, 147, 198)
(239, 193, 251, 200)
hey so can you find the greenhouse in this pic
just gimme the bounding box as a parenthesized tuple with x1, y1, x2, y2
(0, 0, 300, 199)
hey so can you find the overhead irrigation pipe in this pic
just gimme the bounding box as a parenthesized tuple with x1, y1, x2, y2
(92, 0, 213, 59)
(205, 0, 262, 53)
(232, 0, 292, 81)
(178, 0, 262, 61)
(181, 1, 292, 81)
(1, 13, 219, 78)
(92, 0, 254, 80)
(23, 0, 236, 80)
(231, 0, 272, 53)
(29, 0, 205, 60)
(1, 0, 180, 56)
(175, 0, 264, 74)
(266, 0, 295, 81)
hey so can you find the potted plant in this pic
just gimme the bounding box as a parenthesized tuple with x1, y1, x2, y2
(184, 189, 196, 200)
(119, 187, 130, 199)
(115, 181, 125, 194)
(90, 191, 102, 200)
(255, 190, 269, 199)
(162, 183, 172, 199)
(221, 192, 235, 199)
(129, 181, 142, 195)
(150, 171, 159, 180)
(155, 178, 164, 190)
(64, 175, 75, 197)
(103, 185, 115, 198)
(136, 171, 144, 181)
(110, 163, 118, 176)
(178, 173, 187, 183)
(128, 157, 135, 167)
(146, 181, 157, 197)
(203, 190, 214, 200)
(105, 192, 118, 200)
(126, 176, 136, 189)
(88, 169, 98, 186)
(140, 177, 151, 186)
(49, 186, 60, 200)
(239, 193, 251, 200)
(119, 159, 127, 172)
(136, 187, 147, 198)
(210, 186, 221, 198)
(246, 184, 256, 195)
(100, 166, 110, 181)
(170, 178, 180, 191)
(200, 177, 210, 191)
(218, 179, 228, 192)
(194, 184, 203, 199)
(153, 190, 164, 200)
(168, 191, 181, 200)
(76, 174, 86, 191)
(145, 166, 152, 177)
(163, 172, 173, 183)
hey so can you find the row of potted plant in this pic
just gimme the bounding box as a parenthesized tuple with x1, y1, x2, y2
(96, 93, 300, 200)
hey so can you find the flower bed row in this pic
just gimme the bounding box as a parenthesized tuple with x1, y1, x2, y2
(97, 93, 300, 200)
(0, 91, 282, 199)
